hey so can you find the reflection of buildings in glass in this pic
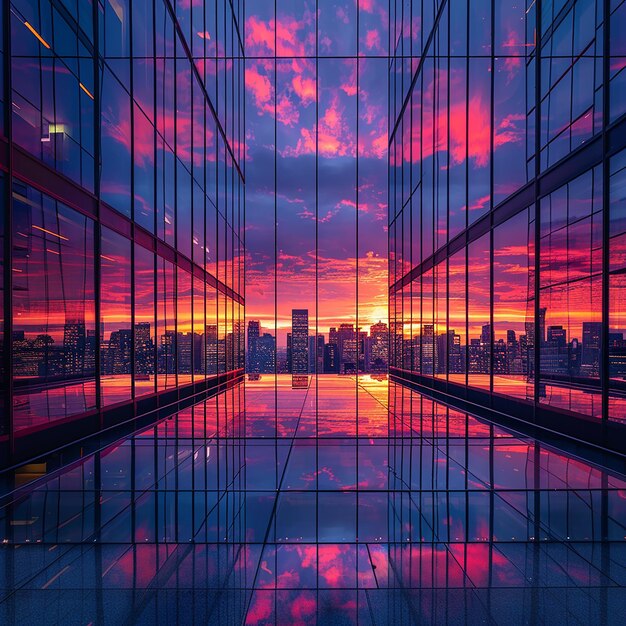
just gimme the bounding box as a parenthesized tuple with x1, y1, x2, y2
(245, 321, 277, 374)
(63, 320, 86, 375)
(205, 325, 218, 374)
(581, 322, 602, 375)
(402, 311, 613, 382)
(134, 322, 154, 376)
(389, 0, 626, 445)
(609, 333, 626, 378)
(159, 330, 176, 374)
(104, 328, 132, 374)
(421, 325, 436, 374)
(1, 1, 244, 465)
(177, 332, 193, 374)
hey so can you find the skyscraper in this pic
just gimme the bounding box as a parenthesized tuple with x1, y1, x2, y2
(247, 320, 261, 373)
(257, 333, 276, 373)
(370, 321, 389, 372)
(291, 310, 309, 375)
(582, 322, 602, 375)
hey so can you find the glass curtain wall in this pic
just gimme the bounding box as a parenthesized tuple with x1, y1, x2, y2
(0, 0, 245, 466)
(389, 0, 626, 452)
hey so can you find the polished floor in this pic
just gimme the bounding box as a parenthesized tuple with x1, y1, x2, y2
(1, 375, 625, 624)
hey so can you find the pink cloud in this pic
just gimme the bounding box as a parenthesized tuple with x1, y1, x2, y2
(403, 69, 524, 168)
(245, 592, 273, 624)
(364, 29, 382, 52)
(292, 75, 316, 105)
(502, 32, 524, 76)
(245, 14, 316, 57)
(336, 6, 351, 24)
(246, 16, 275, 55)
(281, 95, 356, 158)
(370, 132, 387, 159)
(246, 66, 272, 106)
(340, 66, 357, 96)
(469, 194, 491, 212)
(276, 94, 299, 125)
(291, 594, 316, 620)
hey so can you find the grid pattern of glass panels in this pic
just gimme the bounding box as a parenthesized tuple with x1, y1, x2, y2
(0, 0, 245, 466)
(1, 377, 625, 623)
(244, 0, 389, 381)
(389, 0, 626, 451)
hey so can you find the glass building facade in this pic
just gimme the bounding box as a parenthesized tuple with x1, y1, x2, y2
(0, 0, 245, 467)
(389, 0, 626, 454)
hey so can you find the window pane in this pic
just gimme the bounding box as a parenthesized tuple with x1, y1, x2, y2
(134, 244, 155, 397)
(448, 248, 466, 385)
(468, 235, 491, 390)
(101, 67, 131, 217)
(100, 227, 132, 405)
(609, 149, 626, 423)
(157, 258, 176, 390)
(493, 209, 535, 400)
(539, 170, 603, 419)
(176, 266, 192, 386)
(12, 183, 96, 430)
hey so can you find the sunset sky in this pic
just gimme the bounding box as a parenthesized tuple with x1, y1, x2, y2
(244, 1, 390, 345)
(242, 0, 538, 346)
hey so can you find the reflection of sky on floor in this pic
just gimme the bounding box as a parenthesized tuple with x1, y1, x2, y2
(1, 375, 625, 624)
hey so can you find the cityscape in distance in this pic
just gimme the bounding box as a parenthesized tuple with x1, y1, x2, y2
(247, 310, 390, 375)
(246, 308, 626, 380)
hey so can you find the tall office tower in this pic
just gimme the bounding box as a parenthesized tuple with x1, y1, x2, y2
(421, 325, 436, 375)
(247, 320, 261, 373)
(205, 325, 219, 376)
(308, 335, 325, 374)
(286, 333, 293, 373)
(336, 323, 356, 373)
(448, 331, 463, 375)
(370, 321, 389, 372)
(329, 327, 339, 347)
(359, 331, 372, 372)
(324, 343, 339, 373)
(389, 0, 626, 453)
(291, 310, 309, 375)
(257, 333, 276, 373)
(316, 335, 325, 374)
(308, 336, 316, 373)
(134, 322, 154, 376)
(0, 1, 245, 466)
(63, 319, 87, 376)
(582, 322, 603, 375)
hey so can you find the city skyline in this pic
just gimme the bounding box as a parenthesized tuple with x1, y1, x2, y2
(247, 309, 388, 374)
